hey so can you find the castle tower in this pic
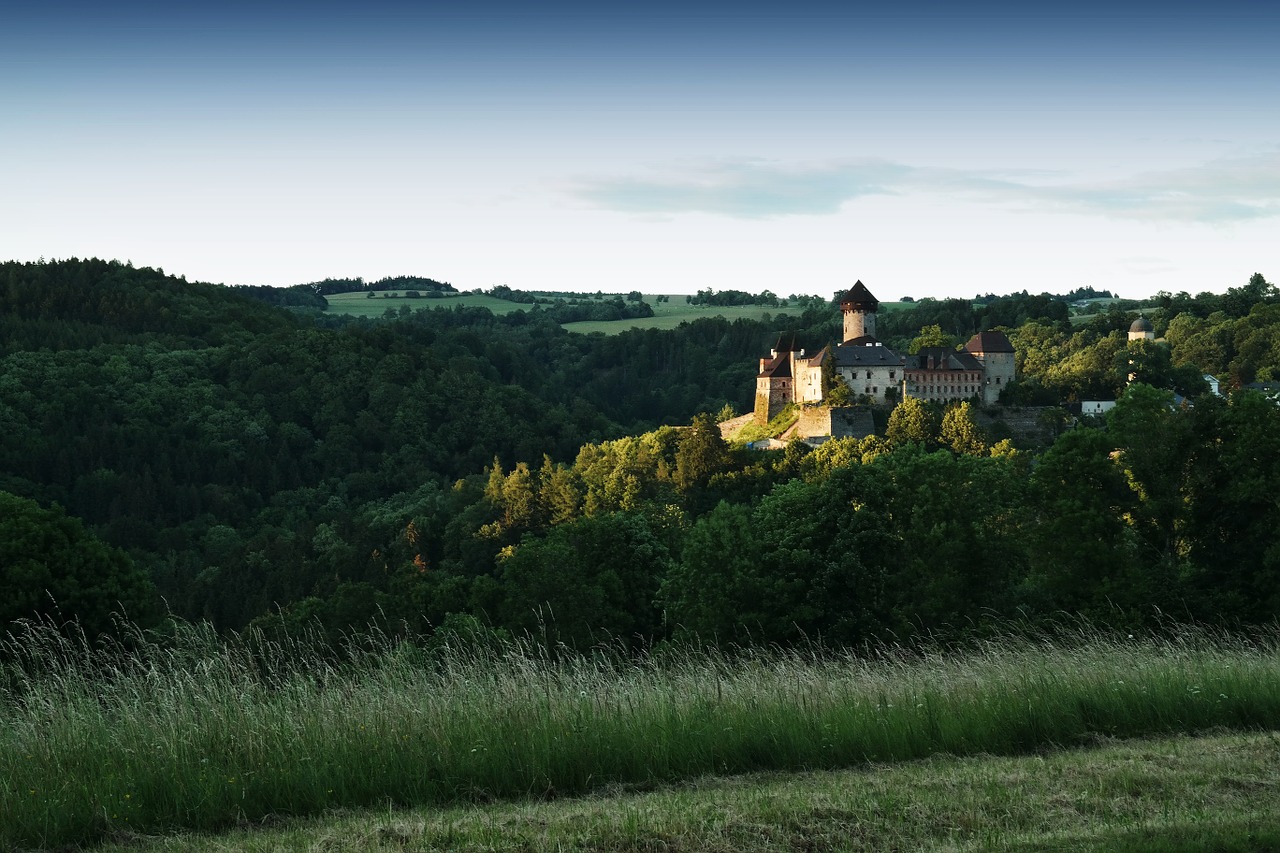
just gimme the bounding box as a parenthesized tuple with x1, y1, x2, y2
(839, 280, 879, 342)
(754, 334, 797, 425)
(964, 330, 1016, 405)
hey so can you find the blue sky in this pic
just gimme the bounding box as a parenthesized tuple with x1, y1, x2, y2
(3, 1, 1277, 299)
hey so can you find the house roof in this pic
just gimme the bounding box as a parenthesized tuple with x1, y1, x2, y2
(838, 280, 879, 312)
(831, 338, 904, 368)
(906, 347, 984, 372)
(964, 330, 1015, 354)
(758, 352, 792, 378)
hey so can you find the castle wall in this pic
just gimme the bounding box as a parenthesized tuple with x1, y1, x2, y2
(837, 364, 899, 404)
(796, 406, 832, 438)
(793, 406, 876, 441)
(797, 359, 823, 402)
(904, 368, 984, 403)
(977, 352, 1016, 404)
(971, 405, 1060, 447)
(754, 376, 793, 425)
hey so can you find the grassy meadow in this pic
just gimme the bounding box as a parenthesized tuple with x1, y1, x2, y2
(5, 621, 1280, 850)
(322, 291, 529, 319)
(95, 731, 1280, 852)
(562, 300, 801, 334)
(563, 297, 916, 335)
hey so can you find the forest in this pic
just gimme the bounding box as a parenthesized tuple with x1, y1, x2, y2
(2, 258, 1279, 646)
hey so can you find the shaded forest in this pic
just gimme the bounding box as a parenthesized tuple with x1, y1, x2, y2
(2, 259, 1278, 646)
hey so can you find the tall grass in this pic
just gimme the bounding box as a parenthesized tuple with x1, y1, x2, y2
(4, 619, 1280, 849)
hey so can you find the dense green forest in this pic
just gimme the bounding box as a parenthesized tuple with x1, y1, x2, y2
(2, 259, 1279, 645)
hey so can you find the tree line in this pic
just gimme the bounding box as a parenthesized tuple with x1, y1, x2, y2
(300, 275, 457, 296)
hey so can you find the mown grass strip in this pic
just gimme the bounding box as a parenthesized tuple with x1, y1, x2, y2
(94, 731, 1280, 852)
(4, 622, 1280, 849)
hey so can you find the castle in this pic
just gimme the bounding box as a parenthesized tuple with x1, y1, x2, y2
(755, 281, 1016, 424)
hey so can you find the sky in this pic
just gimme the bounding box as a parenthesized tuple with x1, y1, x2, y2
(2, 0, 1278, 301)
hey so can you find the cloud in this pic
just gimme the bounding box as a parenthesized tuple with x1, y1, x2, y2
(571, 159, 915, 218)
(571, 149, 1280, 224)
(1026, 151, 1280, 222)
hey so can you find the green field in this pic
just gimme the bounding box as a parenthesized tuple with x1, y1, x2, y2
(323, 291, 912, 334)
(7, 621, 1280, 850)
(323, 291, 531, 318)
(95, 731, 1280, 852)
(564, 298, 915, 335)
(1069, 299, 1123, 325)
(564, 300, 797, 334)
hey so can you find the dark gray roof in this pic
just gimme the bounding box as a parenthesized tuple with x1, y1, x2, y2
(906, 347, 984, 372)
(838, 280, 878, 311)
(1130, 316, 1154, 333)
(832, 337, 904, 368)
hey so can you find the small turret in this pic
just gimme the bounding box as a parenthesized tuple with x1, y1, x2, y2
(1128, 316, 1155, 342)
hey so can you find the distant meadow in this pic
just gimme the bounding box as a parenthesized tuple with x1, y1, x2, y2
(321, 291, 916, 333)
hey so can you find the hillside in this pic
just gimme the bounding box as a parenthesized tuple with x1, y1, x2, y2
(0, 259, 770, 631)
(2, 260, 1278, 643)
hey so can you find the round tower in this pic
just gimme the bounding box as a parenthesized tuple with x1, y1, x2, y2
(839, 280, 879, 342)
(1128, 316, 1155, 342)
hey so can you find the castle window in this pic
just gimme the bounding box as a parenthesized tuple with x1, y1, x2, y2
(889, 371, 895, 379)
(865, 371, 872, 379)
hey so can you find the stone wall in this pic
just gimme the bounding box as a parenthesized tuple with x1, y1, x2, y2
(972, 405, 1065, 447)
(794, 405, 876, 440)
(718, 413, 755, 441)
(795, 406, 831, 438)
(829, 407, 877, 439)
